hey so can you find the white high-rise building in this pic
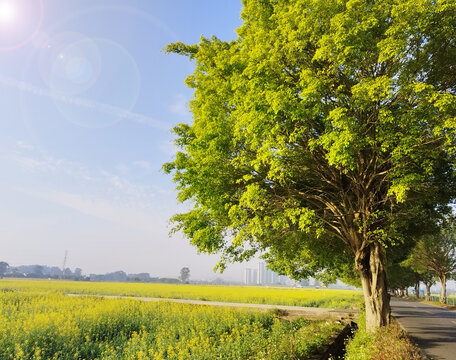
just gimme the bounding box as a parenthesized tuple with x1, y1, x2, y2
(248, 262, 292, 285)
(243, 268, 251, 285)
(243, 268, 258, 285)
(271, 272, 279, 284)
(257, 262, 265, 284)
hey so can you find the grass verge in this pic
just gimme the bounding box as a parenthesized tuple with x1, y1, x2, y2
(345, 312, 424, 360)
(402, 295, 456, 311)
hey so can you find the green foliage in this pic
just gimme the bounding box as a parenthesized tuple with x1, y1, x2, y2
(345, 312, 375, 360)
(387, 263, 416, 291)
(164, 0, 456, 293)
(406, 219, 456, 280)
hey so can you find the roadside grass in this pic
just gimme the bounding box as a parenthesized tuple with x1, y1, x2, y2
(401, 294, 456, 310)
(345, 311, 424, 360)
(0, 279, 362, 309)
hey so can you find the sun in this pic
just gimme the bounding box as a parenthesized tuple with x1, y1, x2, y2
(0, 1, 16, 24)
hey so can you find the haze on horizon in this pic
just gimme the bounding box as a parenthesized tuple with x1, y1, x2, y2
(0, 0, 255, 281)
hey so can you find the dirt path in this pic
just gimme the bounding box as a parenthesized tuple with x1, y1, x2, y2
(67, 293, 358, 321)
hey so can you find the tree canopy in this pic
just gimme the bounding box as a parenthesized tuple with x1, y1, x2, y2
(165, 0, 456, 331)
(179, 267, 191, 283)
(0, 262, 8, 277)
(407, 219, 456, 303)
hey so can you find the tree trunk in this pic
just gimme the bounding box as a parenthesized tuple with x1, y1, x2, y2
(425, 284, 431, 301)
(356, 242, 391, 332)
(415, 281, 420, 299)
(399, 288, 404, 296)
(405, 287, 409, 297)
(440, 274, 447, 304)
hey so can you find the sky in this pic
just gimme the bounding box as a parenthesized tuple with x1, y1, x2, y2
(0, 0, 256, 281)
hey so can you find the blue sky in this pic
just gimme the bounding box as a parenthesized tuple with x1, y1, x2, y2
(0, 0, 252, 280)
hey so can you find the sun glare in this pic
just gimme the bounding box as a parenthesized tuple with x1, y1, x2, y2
(0, 1, 16, 24)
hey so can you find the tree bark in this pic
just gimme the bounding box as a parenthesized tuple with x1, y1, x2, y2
(440, 274, 447, 304)
(356, 242, 391, 332)
(415, 281, 420, 299)
(425, 284, 431, 301)
(405, 287, 409, 297)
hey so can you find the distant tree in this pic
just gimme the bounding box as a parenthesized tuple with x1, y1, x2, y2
(74, 268, 83, 277)
(403, 247, 437, 300)
(408, 221, 456, 304)
(421, 272, 436, 301)
(179, 267, 190, 283)
(0, 262, 9, 278)
(32, 265, 44, 278)
(63, 268, 73, 278)
(388, 264, 415, 297)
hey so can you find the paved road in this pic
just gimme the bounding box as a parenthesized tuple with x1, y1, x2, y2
(67, 293, 358, 321)
(391, 297, 456, 360)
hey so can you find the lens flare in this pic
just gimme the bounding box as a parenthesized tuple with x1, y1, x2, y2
(0, 0, 43, 51)
(0, 2, 16, 23)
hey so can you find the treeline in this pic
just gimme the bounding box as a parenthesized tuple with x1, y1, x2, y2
(0, 263, 84, 280)
(388, 219, 456, 304)
(0, 263, 181, 283)
(88, 271, 180, 284)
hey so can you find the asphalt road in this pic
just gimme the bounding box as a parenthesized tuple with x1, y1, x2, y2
(391, 297, 456, 360)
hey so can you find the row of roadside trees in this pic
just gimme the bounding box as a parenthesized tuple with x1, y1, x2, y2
(389, 220, 456, 304)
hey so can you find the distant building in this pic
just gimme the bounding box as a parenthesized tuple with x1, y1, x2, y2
(244, 262, 291, 286)
(243, 268, 251, 285)
(243, 262, 297, 286)
(257, 262, 265, 284)
(243, 268, 258, 285)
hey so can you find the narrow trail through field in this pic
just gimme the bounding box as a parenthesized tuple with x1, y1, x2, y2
(391, 297, 456, 360)
(67, 293, 358, 321)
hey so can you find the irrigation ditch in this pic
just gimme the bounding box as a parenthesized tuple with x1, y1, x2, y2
(317, 321, 358, 360)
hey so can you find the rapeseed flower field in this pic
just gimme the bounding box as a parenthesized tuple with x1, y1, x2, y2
(0, 288, 343, 359)
(0, 279, 362, 308)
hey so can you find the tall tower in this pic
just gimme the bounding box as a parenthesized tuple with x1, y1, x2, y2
(61, 250, 68, 279)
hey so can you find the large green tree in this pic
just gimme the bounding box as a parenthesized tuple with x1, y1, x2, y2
(164, 0, 456, 331)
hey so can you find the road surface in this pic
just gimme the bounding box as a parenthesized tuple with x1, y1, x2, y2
(391, 297, 456, 360)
